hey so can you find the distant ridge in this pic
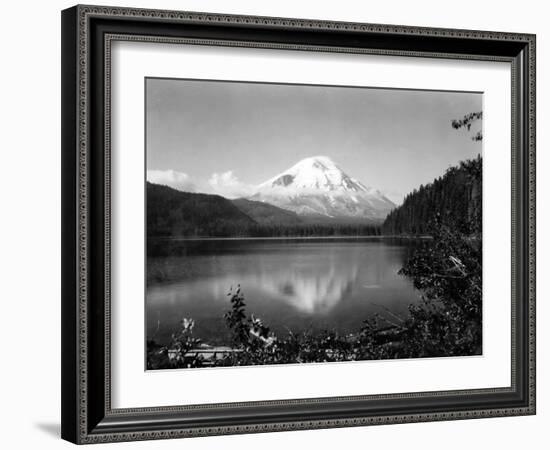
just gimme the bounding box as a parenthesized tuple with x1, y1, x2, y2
(231, 198, 302, 226)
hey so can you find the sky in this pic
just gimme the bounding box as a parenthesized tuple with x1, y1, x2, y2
(146, 78, 482, 204)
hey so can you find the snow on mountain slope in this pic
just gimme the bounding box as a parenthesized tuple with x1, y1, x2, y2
(251, 156, 395, 220)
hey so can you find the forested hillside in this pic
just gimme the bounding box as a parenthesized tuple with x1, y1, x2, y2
(231, 198, 302, 226)
(382, 156, 482, 235)
(147, 183, 257, 237)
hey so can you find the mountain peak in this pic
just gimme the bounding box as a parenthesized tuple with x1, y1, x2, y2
(295, 155, 336, 168)
(259, 156, 368, 193)
(253, 156, 395, 220)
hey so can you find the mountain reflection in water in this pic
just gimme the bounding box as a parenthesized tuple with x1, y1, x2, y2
(247, 253, 359, 314)
(147, 238, 421, 346)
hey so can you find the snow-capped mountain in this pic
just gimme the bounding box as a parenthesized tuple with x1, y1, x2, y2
(250, 156, 395, 220)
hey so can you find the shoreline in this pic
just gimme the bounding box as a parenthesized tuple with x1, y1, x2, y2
(149, 235, 433, 242)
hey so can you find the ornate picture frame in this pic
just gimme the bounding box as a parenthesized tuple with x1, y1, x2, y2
(61, 5, 535, 444)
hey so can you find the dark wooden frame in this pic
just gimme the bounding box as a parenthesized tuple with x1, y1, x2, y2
(61, 4, 536, 444)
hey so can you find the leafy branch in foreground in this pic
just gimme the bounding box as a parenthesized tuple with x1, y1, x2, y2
(452, 111, 483, 141)
(393, 221, 482, 357)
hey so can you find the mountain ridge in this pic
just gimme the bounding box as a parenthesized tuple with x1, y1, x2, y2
(231, 198, 303, 226)
(147, 182, 381, 238)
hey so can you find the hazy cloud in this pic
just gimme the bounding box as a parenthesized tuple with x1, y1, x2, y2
(208, 171, 256, 199)
(147, 170, 195, 192)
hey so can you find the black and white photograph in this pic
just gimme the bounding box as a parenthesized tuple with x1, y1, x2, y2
(145, 78, 483, 370)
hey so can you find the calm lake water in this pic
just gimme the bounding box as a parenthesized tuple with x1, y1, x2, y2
(146, 238, 423, 346)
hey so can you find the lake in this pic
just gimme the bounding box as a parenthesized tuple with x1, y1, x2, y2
(146, 237, 424, 346)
